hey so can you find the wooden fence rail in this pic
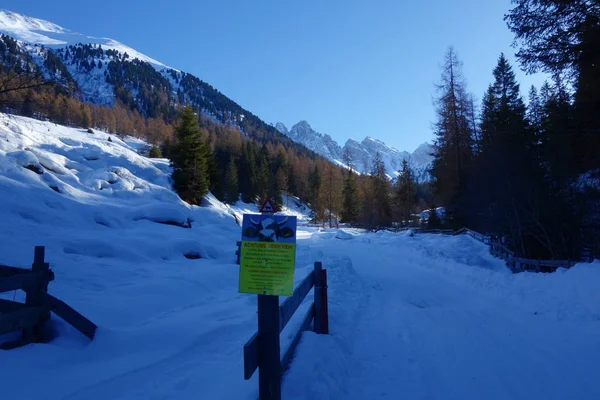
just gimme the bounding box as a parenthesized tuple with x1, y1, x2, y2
(0, 246, 96, 349)
(456, 228, 573, 273)
(409, 227, 577, 273)
(243, 262, 329, 400)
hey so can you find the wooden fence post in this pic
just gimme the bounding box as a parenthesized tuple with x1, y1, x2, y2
(313, 262, 329, 335)
(23, 246, 50, 341)
(257, 294, 281, 400)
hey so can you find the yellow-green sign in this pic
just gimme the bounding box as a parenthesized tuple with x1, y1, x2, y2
(238, 214, 297, 296)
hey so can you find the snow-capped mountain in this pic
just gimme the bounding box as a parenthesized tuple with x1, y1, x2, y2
(276, 121, 434, 181)
(0, 9, 167, 67)
(279, 121, 344, 162)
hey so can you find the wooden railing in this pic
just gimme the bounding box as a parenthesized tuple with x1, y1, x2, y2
(0, 246, 96, 349)
(488, 238, 574, 272)
(415, 227, 576, 273)
(455, 227, 490, 244)
(243, 262, 329, 400)
(457, 229, 573, 273)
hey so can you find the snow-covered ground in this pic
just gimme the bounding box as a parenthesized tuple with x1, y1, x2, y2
(1, 114, 599, 399)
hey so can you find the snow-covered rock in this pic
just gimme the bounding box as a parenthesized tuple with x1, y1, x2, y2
(335, 229, 354, 240)
(8, 150, 44, 174)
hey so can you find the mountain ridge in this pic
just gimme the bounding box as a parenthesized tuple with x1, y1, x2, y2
(0, 9, 167, 67)
(276, 121, 433, 181)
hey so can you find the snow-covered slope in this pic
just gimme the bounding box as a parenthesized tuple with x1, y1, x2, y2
(0, 113, 312, 398)
(0, 9, 167, 67)
(276, 121, 434, 181)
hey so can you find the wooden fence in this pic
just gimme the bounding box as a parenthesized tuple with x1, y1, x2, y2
(488, 237, 574, 272)
(453, 228, 573, 273)
(243, 262, 329, 400)
(454, 227, 490, 244)
(0, 246, 96, 349)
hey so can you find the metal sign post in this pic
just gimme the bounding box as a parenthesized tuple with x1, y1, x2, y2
(257, 294, 281, 400)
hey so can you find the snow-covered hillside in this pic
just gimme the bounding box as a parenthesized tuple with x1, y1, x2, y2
(1, 114, 599, 399)
(0, 10, 250, 126)
(276, 120, 434, 181)
(0, 9, 167, 67)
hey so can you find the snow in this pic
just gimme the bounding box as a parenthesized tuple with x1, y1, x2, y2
(283, 232, 600, 400)
(334, 229, 354, 240)
(0, 9, 169, 68)
(1, 113, 599, 399)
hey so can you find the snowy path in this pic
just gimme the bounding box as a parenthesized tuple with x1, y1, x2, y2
(284, 231, 600, 400)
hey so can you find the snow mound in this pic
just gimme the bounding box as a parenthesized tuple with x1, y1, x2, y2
(8, 149, 43, 173)
(335, 230, 354, 240)
(131, 204, 192, 228)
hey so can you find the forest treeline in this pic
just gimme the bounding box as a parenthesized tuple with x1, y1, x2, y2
(429, 0, 600, 260)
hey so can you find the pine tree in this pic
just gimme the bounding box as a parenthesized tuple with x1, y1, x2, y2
(527, 85, 542, 135)
(267, 151, 287, 209)
(467, 93, 481, 152)
(479, 54, 532, 154)
(430, 47, 475, 227)
(505, 0, 600, 171)
(170, 105, 210, 204)
(322, 163, 342, 227)
(148, 146, 162, 158)
(255, 151, 269, 204)
(80, 103, 91, 128)
(208, 147, 226, 201)
(539, 75, 576, 187)
(21, 90, 34, 117)
(363, 153, 392, 229)
(341, 171, 360, 224)
(475, 54, 550, 254)
(267, 172, 283, 210)
(239, 142, 258, 203)
(308, 165, 323, 221)
(394, 159, 418, 226)
(224, 155, 239, 204)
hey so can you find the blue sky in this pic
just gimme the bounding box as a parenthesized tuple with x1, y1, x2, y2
(5, 0, 545, 151)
